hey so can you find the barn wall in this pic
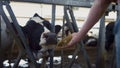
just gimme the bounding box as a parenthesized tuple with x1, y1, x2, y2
(3, 2, 117, 38)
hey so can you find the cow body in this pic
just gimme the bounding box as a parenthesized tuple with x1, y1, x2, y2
(1, 17, 14, 51)
(105, 22, 115, 51)
(63, 22, 98, 47)
(0, 13, 61, 67)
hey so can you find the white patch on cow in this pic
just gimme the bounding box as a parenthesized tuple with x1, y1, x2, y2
(86, 39, 96, 44)
(38, 31, 56, 59)
(36, 44, 55, 59)
(30, 17, 44, 25)
(39, 27, 50, 46)
(64, 26, 68, 31)
(34, 50, 49, 59)
(44, 26, 50, 33)
(39, 33, 46, 46)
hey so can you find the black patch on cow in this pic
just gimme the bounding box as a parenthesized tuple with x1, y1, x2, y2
(22, 20, 44, 51)
(42, 20, 52, 30)
(20, 13, 61, 53)
(105, 22, 115, 51)
(43, 32, 57, 45)
(55, 25, 62, 34)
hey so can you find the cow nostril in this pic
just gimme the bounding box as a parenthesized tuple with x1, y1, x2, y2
(43, 33, 46, 37)
(45, 35, 48, 39)
(43, 33, 49, 38)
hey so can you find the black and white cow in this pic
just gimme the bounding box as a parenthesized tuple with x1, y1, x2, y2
(0, 13, 61, 67)
(63, 22, 98, 47)
(82, 34, 98, 47)
(105, 21, 115, 51)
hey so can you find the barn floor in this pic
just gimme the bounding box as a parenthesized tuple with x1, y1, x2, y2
(3, 46, 114, 68)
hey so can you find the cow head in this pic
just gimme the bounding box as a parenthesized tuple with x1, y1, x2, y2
(23, 13, 61, 58)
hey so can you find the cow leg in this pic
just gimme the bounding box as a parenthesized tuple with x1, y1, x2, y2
(0, 53, 4, 68)
(41, 56, 48, 68)
(0, 59, 4, 68)
(27, 59, 36, 68)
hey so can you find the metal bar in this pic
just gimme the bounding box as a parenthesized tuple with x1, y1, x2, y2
(49, 49, 54, 68)
(68, 6, 91, 68)
(115, 3, 120, 68)
(13, 51, 22, 68)
(96, 14, 106, 68)
(64, 6, 78, 68)
(110, 5, 120, 68)
(49, 5, 56, 68)
(0, 15, 2, 47)
(68, 6, 79, 32)
(64, 6, 74, 32)
(116, 5, 120, 21)
(110, 45, 116, 68)
(60, 16, 66, 68)
(68, 46, 79, 68)
(0, 1, 23, 67)
(69, 6, 91, 68)
(51, 4, 56, 32)
(67, 6, 79, 67)
(2, 1, 38, 67)
(11, 0, 119, 11)
(79, 41, 92, 68)
(11, 0, 93, 7)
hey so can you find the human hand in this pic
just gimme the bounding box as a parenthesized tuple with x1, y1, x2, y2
(63, 32, 80, 48)
(57, 34, 72, 47)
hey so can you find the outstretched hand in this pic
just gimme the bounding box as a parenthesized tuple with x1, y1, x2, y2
(62, 32, 80, 48)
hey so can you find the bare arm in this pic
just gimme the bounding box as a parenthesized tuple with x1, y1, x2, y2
(64, 0, 112, 48)
(77, 0, 111, 40)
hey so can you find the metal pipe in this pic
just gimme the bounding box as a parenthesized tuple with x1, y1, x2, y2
(2, 1, 38, 67)
(0, 1, 22, 67)
(51, 4, 56, 32)
(68, 6, 78, 32)
(64, 6, 74, 32)
(96, 14, 106, 68)
(49, 4, 56, 68)
(68, 6, 91, 68)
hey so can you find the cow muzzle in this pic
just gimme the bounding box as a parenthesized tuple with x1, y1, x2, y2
(40, 32, 57, 45)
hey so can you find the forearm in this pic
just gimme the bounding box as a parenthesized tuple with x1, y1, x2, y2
(77, 0, 111, 40)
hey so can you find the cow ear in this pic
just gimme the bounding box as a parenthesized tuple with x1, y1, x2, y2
(55, 25, 61, 34)
(34, 13, 45, 20)
(33, 13, 39, 17)
(42, 20, 52, 30)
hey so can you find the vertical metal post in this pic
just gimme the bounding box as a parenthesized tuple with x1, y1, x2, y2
(51, 4, 56, 32)
(49, 4, 56, 68)
(96, 14, 106, 68)
(0, 15, 1, 68)
(116, 5, 120, 21)
(68, 6, 91, 68)
(110, 4, 120, 68)
(115, 3, 120, 68)
(0, 15, 2, 44)
(60, 15, 66, 68)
